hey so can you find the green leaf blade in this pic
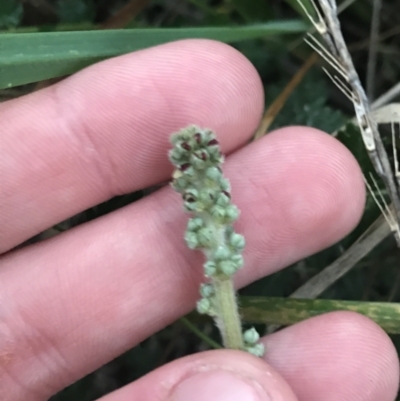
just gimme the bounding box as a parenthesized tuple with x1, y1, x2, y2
(0, 22, 308, 88)
(240, 296, 400, 334)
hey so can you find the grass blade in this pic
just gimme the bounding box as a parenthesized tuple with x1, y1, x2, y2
(0, 21, 308, 88)
(240, 296, 400, 334)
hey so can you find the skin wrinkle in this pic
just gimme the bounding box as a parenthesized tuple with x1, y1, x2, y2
(0, 322, 46, 401)
(1, 365, 41, 401)
(245, 174, 276, 228)
(151, 70, 179, 135)
(50, 83, 119, 200)
(14, 312, 72, 397)
(1, 281, 76, 399)
(0, 322, 22, 399)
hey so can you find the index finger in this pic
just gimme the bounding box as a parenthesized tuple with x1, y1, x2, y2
(0, 39, 264, 253)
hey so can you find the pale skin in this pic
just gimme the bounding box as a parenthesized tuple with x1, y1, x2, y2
(0, 39, 399, 401)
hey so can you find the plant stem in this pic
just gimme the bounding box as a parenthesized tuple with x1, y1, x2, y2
(180, 317, 222, 349)
(169, 126, 264, 356)
(212, 277, 244, 350)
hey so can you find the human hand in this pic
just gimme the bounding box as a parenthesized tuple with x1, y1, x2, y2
(1, 39, 398, 401)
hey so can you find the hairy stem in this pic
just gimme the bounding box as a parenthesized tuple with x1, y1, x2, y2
(212, 277, 244, 350)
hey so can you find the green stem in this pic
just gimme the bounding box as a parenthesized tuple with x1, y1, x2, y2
(180, 317, 222, 349)
(212, 277, 244, 350)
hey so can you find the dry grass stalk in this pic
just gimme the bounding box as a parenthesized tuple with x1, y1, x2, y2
(297, 0, 400, 245)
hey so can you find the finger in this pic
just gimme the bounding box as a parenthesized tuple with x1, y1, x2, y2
(80, 313, 400, 401)
(0, 127, 365, 400)
(97, 350, 298, 401)
(263, 311, 399, 401)
(0, 39, 263, 253)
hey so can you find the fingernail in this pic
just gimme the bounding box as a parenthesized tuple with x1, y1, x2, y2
(169, 370, 271, 401)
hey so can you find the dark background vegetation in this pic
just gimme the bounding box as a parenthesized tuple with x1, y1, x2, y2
(2, 0, 400, 399)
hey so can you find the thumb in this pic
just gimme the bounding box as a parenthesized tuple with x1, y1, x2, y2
(99, 349, 298, 401)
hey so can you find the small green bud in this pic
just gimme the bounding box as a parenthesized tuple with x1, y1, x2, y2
(229, 233, 245, 250)
(196, 298, 212, 314)
(190, 152, 207, 169)
(193, 131, 206, 145)
(216, 192, 230, 207)
(246, 343, 265, 357)
(171, 129, 195, 145)
(224, 204, 239, 223)
(205, 166, 222, 181)
(172, 176, 189, 191)
(197, 227, 215, 248)
(198, 189, 214, 208)
(208, 146, 223, 161)
(210, 205, 225, 221)
(243, 327, 260, 345)
(170, 132, 181, 145)
(219, 178, 230, 192)
(168, 147, 186, 163)
(187, 217, 203, 231)
(182, 166, 196, 177)
(199, 283, 214, 297)
(183, 201, 198, 212)
(184, 231, 199, 249)
(179, 141, 192, 151)
(204, 261, 217, 276)
(231, 254, 244, 269)
(214, 246, 231, 260)
(219, 260, 238, 276)
(183, 189, 198, 201)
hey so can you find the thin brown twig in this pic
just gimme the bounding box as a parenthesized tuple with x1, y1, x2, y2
(253, 52, 319, 141)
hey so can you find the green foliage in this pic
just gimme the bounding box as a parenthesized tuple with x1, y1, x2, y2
(56, 0, 96, 23)
(266, 72, 347, 133)
(0, 0, 22, 28)
(230, 0, 272, 21)
(240, 296, 400, 333)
